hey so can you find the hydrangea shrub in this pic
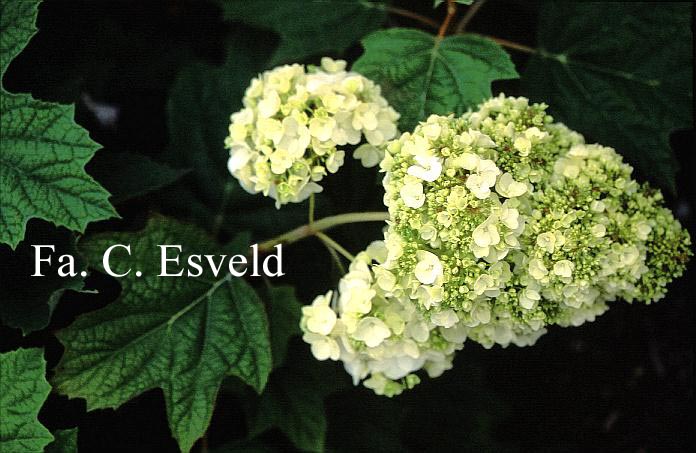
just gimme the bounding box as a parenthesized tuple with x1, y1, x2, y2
(3, 1, 691, 450)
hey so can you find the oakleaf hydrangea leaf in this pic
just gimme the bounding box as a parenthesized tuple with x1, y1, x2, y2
(45, 428, 78, 453)
(0, 0, 117, 249)
(353, 28, 518, 130)
(0, 0, 39, 75)
(523, 2, 693, 194)
(0, 348, 54, 453)
(0, 94, 118, 249)
(52, 216, 272, 453)
(218, 0, 385, 65)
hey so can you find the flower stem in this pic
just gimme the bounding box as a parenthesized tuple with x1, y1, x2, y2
(308, 193, 316, 225)
(257, 211, 389, 253)
(319, 237, 347, 274)
(315, 231, 356, 262)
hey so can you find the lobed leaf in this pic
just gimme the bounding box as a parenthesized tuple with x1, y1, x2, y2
(0, 93, 118, 249)
(53, 216, 272, 452)
(0, 0, 117, 249)
(0, 0, 39, 76)
(250, 367, 326, 453)
(165, 33, 272, 213)
(353, 28, 518, 130)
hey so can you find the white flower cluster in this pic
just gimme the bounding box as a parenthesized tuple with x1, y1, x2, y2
(225, 58, 399, 207)
(301, 241, 466, 397)
(302, 94, 690, 395)
(379, 94, 689, 351)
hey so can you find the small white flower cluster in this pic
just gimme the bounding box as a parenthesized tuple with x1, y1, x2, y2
(301, 241, 466, 397)
(302, 94, 689, 395)
(225, 58, 399, 207)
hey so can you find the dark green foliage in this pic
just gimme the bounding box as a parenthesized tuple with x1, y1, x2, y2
(353, 28, 518, 130)
(523, 2, 693, 193)
(0, 0, 116, 249)
(218, 0, 386, 65)
(0, 348, 54, 453)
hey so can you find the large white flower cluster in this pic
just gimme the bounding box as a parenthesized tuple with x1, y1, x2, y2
(301, 241, 466, 396)
(302, 94, 690, 395)
(225, 58, 399, 207)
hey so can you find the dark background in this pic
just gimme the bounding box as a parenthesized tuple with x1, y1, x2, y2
(1, 1, 693, 452)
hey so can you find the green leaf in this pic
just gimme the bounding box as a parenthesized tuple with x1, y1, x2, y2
(218, 0, 385, 65)
(265, 285, 302, 368)
(0, 0, 39, 76)
(0, 93, 118, 249)
(45, 428, 78, 453)
(523, 1, 693, 194)
(0, 0, 117, 249)
(353, 28, 518, 130)
(0, 222, 86, 335)
(0, 348, 54, 453)
(86, 151, 190, 204)
(52, 216, 272, 452)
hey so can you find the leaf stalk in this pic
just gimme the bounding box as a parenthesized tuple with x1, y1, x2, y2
(437, 0, 458, 38)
